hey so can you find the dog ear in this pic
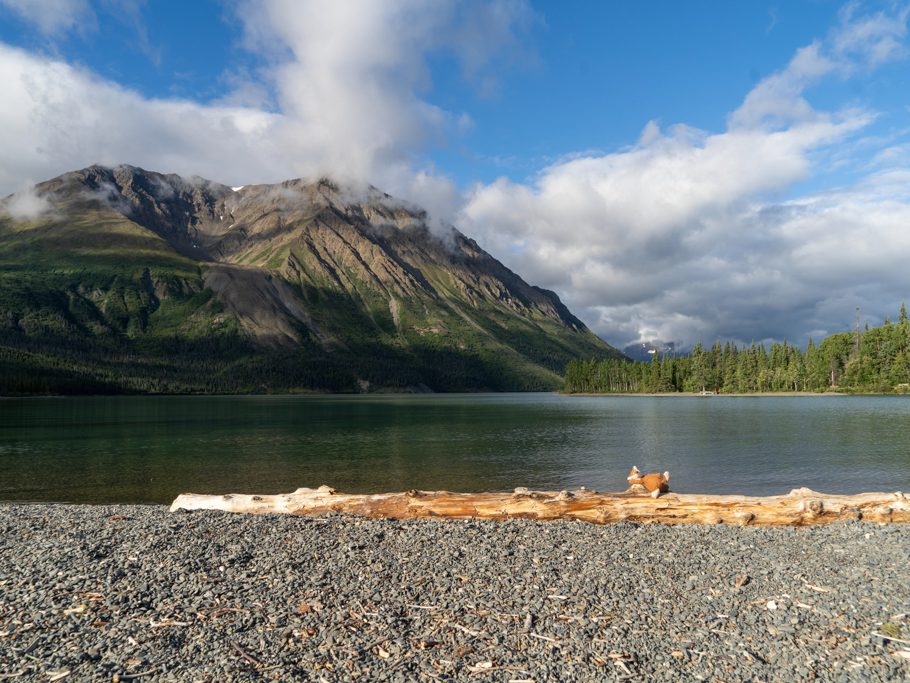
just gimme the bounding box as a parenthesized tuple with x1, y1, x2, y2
(663, 471, 670, 481)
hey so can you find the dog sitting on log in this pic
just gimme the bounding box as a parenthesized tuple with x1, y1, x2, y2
(627, 466, 670, 498)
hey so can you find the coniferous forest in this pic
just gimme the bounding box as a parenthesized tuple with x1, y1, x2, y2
(564, 305, 910, 394)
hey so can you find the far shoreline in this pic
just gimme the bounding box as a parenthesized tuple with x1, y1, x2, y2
(562, 390, 902, 397)
(4, 389, 910, 399)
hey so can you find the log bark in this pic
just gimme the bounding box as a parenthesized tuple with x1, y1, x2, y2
(170, 485, 910, 526)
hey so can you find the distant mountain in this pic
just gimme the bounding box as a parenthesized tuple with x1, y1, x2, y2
(0, 165, 622, 394)
(622, 340, 679, 362)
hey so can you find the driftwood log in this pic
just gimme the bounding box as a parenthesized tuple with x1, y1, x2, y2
(170, 485, 910, 526)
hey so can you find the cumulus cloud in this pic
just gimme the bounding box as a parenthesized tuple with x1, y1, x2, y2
(461, 5, 910, 348)
(0, 0, 534, 227)
(0, 43, 282, 194)
(229, 0, 536, 222)
(0, 185, 54, 219)
(731, 4, 908, 130)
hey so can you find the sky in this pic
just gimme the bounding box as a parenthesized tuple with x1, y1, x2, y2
(1, 0, 909, 350)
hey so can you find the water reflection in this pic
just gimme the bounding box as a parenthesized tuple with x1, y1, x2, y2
(1, 394, 908, 503)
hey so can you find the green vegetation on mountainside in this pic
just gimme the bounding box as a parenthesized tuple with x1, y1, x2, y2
(0, 169, 617, 395)
(0, 265, 573, 394)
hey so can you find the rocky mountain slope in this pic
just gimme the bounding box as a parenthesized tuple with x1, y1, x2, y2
(0, 165, 622, 393)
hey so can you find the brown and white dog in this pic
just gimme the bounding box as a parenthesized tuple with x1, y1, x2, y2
(627, 466, 670, 498)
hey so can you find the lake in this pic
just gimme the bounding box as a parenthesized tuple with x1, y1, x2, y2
(1, 393, 909, 504)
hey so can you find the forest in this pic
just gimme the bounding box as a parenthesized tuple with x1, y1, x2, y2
(564, 305, 910, 394)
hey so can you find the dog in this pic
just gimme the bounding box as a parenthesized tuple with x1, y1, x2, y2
(626, 466, 670, 498)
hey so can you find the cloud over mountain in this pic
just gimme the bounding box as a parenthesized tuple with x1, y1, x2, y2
(1, 1, 908, 349)
(0, 0, 534, 222)
(460, 5, 910, 347)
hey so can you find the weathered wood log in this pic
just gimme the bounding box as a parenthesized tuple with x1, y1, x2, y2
(170, 485, 910, 526)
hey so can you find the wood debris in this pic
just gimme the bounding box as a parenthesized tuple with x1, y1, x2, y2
(170, 486, 910, 527)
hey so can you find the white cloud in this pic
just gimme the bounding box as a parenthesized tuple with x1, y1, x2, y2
(228, 0, 536, 220)
(832, 2, 909, 68)
(0, 185, 53, 219)
(0, 0, 93, 37)
(462, 114, 871, 287)
(731, 4, 908, 131)
(461, 5, 910, 348)
(0, 43, 282, 194)
(0, 0, 534, 225)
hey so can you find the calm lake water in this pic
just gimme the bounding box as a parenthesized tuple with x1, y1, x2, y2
(1, 393, 909, 504)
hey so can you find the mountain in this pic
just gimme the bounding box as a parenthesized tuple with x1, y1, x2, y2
(0, 165, 622, 394)
(622, 340, 679, 362)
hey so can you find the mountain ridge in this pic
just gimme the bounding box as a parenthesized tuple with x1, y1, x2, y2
(0, 165, 623, 394)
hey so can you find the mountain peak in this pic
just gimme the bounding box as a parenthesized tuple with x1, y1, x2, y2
(1, 165, 622, 393)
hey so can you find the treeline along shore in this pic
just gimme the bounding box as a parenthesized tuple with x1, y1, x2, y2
(565, 305, 910, 394)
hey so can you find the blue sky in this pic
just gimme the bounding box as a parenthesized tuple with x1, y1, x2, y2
(1, 0, 909, 348)
(4, 0, 902, 189)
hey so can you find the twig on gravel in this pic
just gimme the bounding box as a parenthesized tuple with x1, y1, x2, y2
(360, 635, 392, 652)
(800, 578, 832, 593)
(741, 648, 767, 664)
(556, 614, 583, 622)
(0, 674, 25, 680)
(229, 640, 264, 668)
(465, 661, 495, 674)
(385, 648, 420, 672)
(118, 669, 158, 680)
(46, 671, 70, 682)
(448, 623, 483, 637)
(207, 607, 250, 619)
(149, 619, 191, 627)
(528, 633, 559, 644)
(612, 658, 633, 677)
(872, 632, 910, 645)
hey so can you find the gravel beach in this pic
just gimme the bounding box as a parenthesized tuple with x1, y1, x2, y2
(1, 505, 908, 682)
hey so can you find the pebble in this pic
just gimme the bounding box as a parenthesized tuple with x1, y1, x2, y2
(0, 505, 908, 681)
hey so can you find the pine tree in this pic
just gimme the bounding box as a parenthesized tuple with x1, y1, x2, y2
(685, 342, 707, 392)
(648, 353, 660, 392)
(659, 354, 679, 392)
